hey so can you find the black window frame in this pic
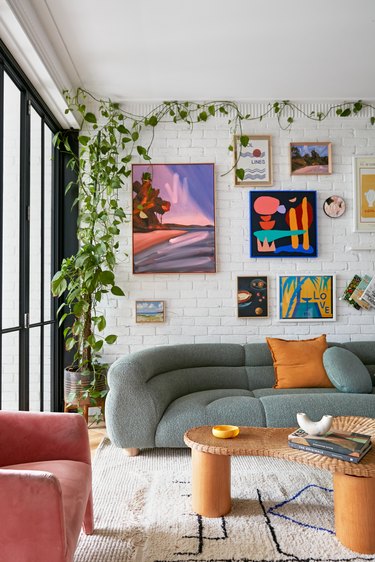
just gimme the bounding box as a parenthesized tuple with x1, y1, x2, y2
(0, 38, 78, 412)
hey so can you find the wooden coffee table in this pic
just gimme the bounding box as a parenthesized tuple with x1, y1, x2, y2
(184, 416, 375, 554)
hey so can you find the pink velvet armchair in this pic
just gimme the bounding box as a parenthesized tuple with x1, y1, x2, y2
(0, 410, 94, 562)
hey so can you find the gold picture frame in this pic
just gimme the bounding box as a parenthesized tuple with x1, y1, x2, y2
(290, 142, 332, 175)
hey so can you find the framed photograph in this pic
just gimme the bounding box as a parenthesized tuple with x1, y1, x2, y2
(132, 163, 216, 273)
(353, 155, 375, 232)
(135, 300, 165, 323)
(234, 135, 273, 187)
(278, 275, 336, 322)
(237, 276, 268, 318)
(290, 142, 332, 175)
(249, 190, 317, 258)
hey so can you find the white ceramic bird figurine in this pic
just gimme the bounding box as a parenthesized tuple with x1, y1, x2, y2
(296, 412, 333, 435)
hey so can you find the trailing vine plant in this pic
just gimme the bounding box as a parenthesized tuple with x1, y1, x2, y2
(51, 88, 375, 410)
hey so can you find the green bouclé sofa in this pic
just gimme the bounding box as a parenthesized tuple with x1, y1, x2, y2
(105, 341, 375, 451)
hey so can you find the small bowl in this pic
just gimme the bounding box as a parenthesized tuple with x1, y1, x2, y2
(212, 425, 240, 439)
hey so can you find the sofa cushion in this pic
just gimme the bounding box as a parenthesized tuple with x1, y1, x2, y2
(259, 392, 375, 428)
(266, 335, 332, 389)
(252, 387, 339, 398)
(323, 346, 373, 393)
(155, 389, 266, 447)
(2, 459, 91, 560)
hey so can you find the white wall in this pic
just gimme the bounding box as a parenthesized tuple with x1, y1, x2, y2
(100, 103, 375, 365)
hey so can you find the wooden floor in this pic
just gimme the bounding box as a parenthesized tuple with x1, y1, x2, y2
(88, 422, 107, 457)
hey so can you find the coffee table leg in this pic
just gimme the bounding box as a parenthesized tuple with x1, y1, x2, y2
(334, 472, 375, 554)
(191, 449, 231, 518)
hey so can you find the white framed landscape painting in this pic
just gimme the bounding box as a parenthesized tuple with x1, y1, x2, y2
(135, 301, 165, 323)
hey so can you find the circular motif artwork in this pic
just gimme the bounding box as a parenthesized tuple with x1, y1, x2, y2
(323, 195, 346, 218)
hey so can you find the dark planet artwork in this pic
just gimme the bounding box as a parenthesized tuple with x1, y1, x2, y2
(237, 276, 268, 318)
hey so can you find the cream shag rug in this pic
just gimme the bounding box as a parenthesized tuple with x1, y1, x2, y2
(74, 438, 373, 562)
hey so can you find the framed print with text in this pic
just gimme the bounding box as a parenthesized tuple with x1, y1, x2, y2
(234, 135, 273, 187)
(278, 275, 336, 322)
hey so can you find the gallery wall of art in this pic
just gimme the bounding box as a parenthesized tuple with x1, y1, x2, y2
(100, 102, 375, 363)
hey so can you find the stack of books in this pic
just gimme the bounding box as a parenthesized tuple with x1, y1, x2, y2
(288, 427, 372, 463)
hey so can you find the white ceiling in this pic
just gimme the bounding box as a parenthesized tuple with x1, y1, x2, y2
(3, 0, 375, 107)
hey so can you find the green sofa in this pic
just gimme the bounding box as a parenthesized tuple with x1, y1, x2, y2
(105, 341, 375, 450)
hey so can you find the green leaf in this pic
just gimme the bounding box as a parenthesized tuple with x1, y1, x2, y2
(65, 337, 76, 351)
(336, 108, 343, 116)
(105, 334, 117, 345)
(131, 131, 139, 142)
(148, 115, 158, 127)
(287, 117, 294, 124)
(340, 108, 351, 117)
(111, 285, 125, 296)
(117, 124, 129, 134)
(219, 106, 228, 115)
(179, 110, 188, 119)
(78, 135, 90, 146)
(58, 313, 68, 327)
(208, 105, 216, 117)
(100, 270, 115, 285)
(84, 112, 97, 123)
(240, 135, 249, 147)
(236, 168, 245, 181)
(354, 101, 363, 113)
(198, 111, 208, 122)
(228, 145, 233, 152)
(371, 116, 375, 125)
(137, 145, 146, 156)
(97, 316, 106, 331)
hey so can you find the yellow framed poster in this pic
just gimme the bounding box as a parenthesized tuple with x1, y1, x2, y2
(353, 155, 375, 232)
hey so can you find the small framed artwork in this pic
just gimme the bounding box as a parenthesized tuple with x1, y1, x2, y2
(290, 142, 332, 175)
(237, 276, 268, 318)
(278, 275, 336, 322)
(353, 155, 375, 232)
(249, 190, 317, 258)
(132, 163, 216, 273)
(323, 195, 346, 218)
(135, 300, 165, 323)
(234, 135, 273, 187)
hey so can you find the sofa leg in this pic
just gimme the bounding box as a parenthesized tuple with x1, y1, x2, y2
(123, 448, 140, 456)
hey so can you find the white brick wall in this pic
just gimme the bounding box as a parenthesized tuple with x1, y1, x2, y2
(99, 104, 375, 363)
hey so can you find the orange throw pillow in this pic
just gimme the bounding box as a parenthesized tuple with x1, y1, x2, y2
(266, 335, 332, 389)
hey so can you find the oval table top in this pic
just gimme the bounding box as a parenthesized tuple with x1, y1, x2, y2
(184, 416, 375, 478)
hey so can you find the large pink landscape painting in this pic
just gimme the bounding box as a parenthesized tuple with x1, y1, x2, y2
(132, 164, 216, 273)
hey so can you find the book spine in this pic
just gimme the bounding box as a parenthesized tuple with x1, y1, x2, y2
(288, 441, 360, 463)
(288, 437, 370, 454)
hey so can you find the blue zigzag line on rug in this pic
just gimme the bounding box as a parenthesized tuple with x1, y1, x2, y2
(267, 484, 334, 535)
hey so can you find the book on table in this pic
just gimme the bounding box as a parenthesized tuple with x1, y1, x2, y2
(288, 427, 372, 462)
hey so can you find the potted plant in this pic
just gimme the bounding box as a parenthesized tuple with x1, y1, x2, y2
(52, 89, 128, 421)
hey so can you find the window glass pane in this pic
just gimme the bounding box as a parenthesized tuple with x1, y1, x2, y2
(1, 332, 19, 410)
(43, 324, 51, 411)
(29, 326, 41, 411)
(2, 73, 20, 330)
(44, 125, 53, 322)
(29, 107, 42, 325)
